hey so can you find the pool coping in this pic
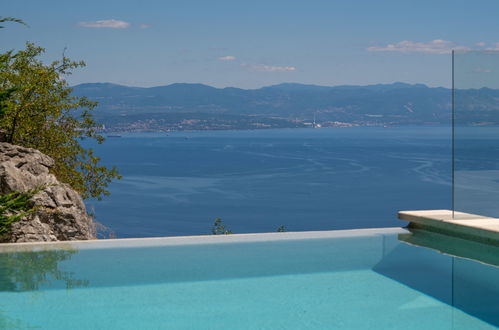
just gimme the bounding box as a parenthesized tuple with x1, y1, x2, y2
(399, 209, 499, 245)
(0, 227, 406, 252)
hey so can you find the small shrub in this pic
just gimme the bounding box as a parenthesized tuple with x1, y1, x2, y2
(0, 189, 38, 234)
(211, 217, 233, 235)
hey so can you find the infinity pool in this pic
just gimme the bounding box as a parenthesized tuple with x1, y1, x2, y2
(0, 228, 498, 329)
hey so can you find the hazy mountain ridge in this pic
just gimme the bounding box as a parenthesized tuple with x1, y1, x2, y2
(71, 82, 499, 131)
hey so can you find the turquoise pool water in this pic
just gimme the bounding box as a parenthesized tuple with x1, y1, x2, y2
(0, 228, 498, 329)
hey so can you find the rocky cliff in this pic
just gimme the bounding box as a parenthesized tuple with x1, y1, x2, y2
(0, 142, 96, 243)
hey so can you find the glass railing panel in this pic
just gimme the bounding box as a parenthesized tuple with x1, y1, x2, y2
(453, 50, 499, 219)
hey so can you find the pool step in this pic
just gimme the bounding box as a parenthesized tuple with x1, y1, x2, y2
(398, 209, 499, 245)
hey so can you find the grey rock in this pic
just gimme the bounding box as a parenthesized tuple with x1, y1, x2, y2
(0, 142, 96, 243)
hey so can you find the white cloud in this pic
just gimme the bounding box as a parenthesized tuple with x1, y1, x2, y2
(367, 40, 470, 54)
(78, 19, 130, 29)
(486, 42, 499, 51)
(218, 56, 236, 61)
(242, 63, 296, 72)
(476, 42, 486, 47)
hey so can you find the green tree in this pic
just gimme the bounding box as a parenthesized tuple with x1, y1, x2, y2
(276, 225, 286, 232)
(0, 17, 25, 139)
(211, 217, 233, 235)
(0, 43, 121, 199)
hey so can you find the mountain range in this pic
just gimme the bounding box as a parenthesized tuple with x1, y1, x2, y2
(71, 82, 499, 131)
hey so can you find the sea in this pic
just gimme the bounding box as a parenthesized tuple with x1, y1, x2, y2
(84, 126, 452, 238)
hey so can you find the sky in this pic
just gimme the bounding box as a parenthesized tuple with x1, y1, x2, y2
(2, 0, 499, 89)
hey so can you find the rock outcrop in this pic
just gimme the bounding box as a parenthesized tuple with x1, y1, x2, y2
(0, 142, 96, 243)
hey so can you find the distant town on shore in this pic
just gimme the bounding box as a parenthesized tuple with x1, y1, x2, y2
(72, 82, 499, 132)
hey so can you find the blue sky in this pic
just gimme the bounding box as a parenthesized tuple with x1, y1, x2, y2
(2, 0, 499, 88)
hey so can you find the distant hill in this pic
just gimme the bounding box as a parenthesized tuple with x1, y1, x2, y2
(70, 82, 499, 132)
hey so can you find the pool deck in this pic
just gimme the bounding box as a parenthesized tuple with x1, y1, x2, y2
(399, 209, 499, 245)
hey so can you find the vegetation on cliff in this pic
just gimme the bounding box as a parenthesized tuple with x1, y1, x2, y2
(0, 18, 120, 200)
(0, 190, 36, 235)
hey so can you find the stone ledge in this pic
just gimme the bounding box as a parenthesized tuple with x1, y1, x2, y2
(399, 209, 499, 245)
(0, 227, 407, 252)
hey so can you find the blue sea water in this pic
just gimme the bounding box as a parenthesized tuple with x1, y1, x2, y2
(85, 126, 451, 238)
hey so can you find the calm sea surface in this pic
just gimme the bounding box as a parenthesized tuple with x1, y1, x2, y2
(84, 126, 451, 238)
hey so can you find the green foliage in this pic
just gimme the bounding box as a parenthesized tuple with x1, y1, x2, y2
(0, 43, 121, 199)
(0, 54, 16, 125)
(276, 225, 286, 232)
(0, 17, 27, 29)
(0, 190, 38, 234)
(210, 219, 286, 235)
(0, 87, 15, 120)
(211, 217, 233, 235)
